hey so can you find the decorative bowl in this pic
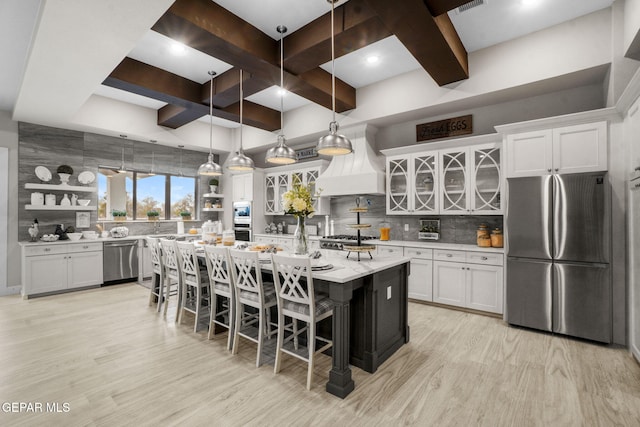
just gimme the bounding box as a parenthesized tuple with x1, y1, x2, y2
(76, 199, 91, 206)
(41, 234, 59, 242)
(66, 232, 83, 241)
(82, 231, 98, 239)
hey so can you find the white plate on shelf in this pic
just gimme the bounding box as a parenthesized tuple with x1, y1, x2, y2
(77, 171, 95, 185)
(35, 166, 52, 182)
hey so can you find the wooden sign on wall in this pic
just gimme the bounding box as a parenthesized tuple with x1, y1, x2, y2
(416, 115, 472, 142)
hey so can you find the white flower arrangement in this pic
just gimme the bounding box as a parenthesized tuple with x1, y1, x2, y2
(282, 176, 317, 218)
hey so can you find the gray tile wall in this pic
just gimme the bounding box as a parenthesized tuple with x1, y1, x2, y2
(18, 122, 217, 240)
(268, 194, 502, 244)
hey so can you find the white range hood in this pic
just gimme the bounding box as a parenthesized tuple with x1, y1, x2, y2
(315, 124, 385, 196)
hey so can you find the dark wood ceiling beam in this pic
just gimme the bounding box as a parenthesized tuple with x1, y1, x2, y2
(157, 104, 208, 129)
(204, 69, 270, 109)
(152, 0, 356, 112)
(424, 0, 477, 16)
(221, 100, 281, 131)
(283, 0, 392, 75)
(103, 58, 280, 131)
(364, 0, 468, 85)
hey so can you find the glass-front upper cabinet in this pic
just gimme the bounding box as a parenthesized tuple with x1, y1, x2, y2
(471, 144, 502, 213)
(440, 149, 468, 214)
(276, 173, 289, 213)
(387, 153, 438, 215)
(413, 153, 438, 213)
(387, 156, 410, 214)
(265, 175, 277, 214)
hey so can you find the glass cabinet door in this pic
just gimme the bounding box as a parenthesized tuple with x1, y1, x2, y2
(276, 173, 289, 213)
(472, 146, 501, 213)
(265, 175, 276, 214)
(387, 157, 410, 213)
(304, 169, 320, 210)
(440, 149, 468, 213)
(413, 153, 438, 213)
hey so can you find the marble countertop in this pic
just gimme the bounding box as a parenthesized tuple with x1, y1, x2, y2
(308, 252, 410, 283)
(371, 239, 504, 253)
(19, 233, 201, 246)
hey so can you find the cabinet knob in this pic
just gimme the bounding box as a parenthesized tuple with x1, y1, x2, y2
(44, 248, 51, 252)
(83, 245, 89, 249)
(461, 267, 465, 270)
(555, 168, 559, 172)
(481, 256, 488, 260)
(547, 169, 552, 173)
(416, 251, 421, 255)
(446, 254, 452, 257)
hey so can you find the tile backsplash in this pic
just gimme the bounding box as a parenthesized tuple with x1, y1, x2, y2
(268, 195, 502, 244)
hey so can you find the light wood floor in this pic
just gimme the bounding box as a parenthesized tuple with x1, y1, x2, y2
(1, 283, 639, 426)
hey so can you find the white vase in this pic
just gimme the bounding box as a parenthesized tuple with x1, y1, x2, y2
(58, 173, 71, 184)
(209, 185, 218, 194)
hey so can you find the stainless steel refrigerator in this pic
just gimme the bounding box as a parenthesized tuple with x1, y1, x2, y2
(506, 172, 611, 343)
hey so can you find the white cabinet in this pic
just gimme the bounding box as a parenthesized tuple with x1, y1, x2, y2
(386, 153, 439, 215)
(433, 249, 503, 314)
(385, 141, 502, 215)
(22, 242, 104, 297)
(506, 121, 607, 177)
(232, 173, 253, 201)
(264, 161, 329, 215)
(433, 260, 467, 308)
(404, 247, 433, 301)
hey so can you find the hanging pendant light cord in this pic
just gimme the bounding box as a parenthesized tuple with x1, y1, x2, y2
(330, 0, 336, 123)
(280, 27, 285, 134)
(209, 71, 214, 158)
(240, 69, 244, 151)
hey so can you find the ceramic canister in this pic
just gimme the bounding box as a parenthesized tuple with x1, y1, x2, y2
(45, 193, 56, 206)
(31, 192, 44, 206)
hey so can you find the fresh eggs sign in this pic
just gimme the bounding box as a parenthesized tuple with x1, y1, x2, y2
(416, 115, 472, 142)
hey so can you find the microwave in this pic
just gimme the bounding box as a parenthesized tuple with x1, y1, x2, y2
(233, 201, 251, 226)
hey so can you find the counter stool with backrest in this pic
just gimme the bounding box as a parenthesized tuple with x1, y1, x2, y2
(229, 249, 277, 367)
(271, 253, 333, 390)
(159, 238, 183, 321)
(175, 241, 210, 333)
(146, 237, 165, 312)
(203, 245, 235, 350)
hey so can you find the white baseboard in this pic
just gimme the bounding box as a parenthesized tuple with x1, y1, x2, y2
(0, 286, 21, 297)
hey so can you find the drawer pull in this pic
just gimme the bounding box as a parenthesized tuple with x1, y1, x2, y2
(481, 256, 488, 260)
(446, 254, 452, 257)
(416, 251, 421, 255)
(44, 248, 51, 252)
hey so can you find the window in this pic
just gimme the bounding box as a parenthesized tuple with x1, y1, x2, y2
(98, 168, 197, 220)
(136, 173, 166, 218)
(170, 176, 196, 219)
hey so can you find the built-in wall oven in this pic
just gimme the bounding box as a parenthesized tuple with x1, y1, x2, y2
(233, 201, 252, 241)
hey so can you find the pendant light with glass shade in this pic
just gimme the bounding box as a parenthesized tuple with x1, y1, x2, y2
(197, 71, 223, 176)
(317, 0, 352, 156)
(227, 69, 255, 171)
(265, 25, 297, 165)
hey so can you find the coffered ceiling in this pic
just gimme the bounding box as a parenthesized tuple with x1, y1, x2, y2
(2, 0, 615, 141)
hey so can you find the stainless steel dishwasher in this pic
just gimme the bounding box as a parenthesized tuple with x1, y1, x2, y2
(103, 240, 139, 284)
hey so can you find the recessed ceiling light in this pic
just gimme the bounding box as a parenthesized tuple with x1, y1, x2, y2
(277, 88, 288, 97)
(170, 41, 187, 55)
(366, 55, 380, 65)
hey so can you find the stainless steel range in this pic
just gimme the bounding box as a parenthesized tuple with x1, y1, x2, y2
(319, 235, 377, 251)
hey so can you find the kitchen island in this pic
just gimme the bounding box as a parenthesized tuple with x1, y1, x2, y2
(289, 252, 411, 399)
